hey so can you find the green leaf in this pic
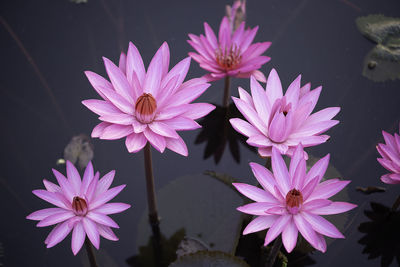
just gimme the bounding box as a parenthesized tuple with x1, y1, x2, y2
(169, 250, 250, 267)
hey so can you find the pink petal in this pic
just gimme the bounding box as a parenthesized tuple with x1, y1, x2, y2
(160, 42, 170, 78)
(100, 124, 134, 140)
(306, 107, 340, 125)
(37, 211, 75, 227)
(99, 113, 134, 125)
(94, 170, 115, 197)
(233, 183, 277, 203)
(163, 117, 200, 131)
(143, 45, 164, 97)
(118, 52, 126, 74)
(237, 202, 279, 215)
(310, 201, 357, 215)
(230, 118, 261, 138)
(302, 212, 344, 238)
(144, 128, 167, 152)
(243, 215, 278, 235)
(132, 119, 147, 134)
(27, 208, 65, 221)
(96, 85, 134, 114)
(238, 87, 255, 108)
(33, 190, 70, 210)
(218, 16, 231, 48)
(271, 148, 291, 195)
(156, 104, 190, 121)
(265, 69, 283, 106)
(285, 75, 301, 108)
(232, 97, 267, 133)
(93, 203, 131, 215)
(43, 179, 61, 193)
(292, 157, 306, 189)
(84, 71, 112, 100)
(71, 222, 86, 255)
(149, 121, 180, 139)
(304, 154, 330, 186)
(268, 113, 287, 143)
(282, 218, 298, 253)
(66, 161, 82, 195)
(125, 133, 147, 153)
(264, 214, 291, 246)
(81, 162, 94, 196)
(247, 135, 272, 147)
(86, 212, 119, 228)
(381, 174, 400, 184)
(240, 26, 259, 51)
(302, 199, 332, 211)
(86, 172, 100, 202)
(160, 57, 191, 95)
(103, 57, 134, 104)
(166, 136, 188, 156)
(265, 206, 287, 215)
(91, 122, 111, 138)
(293, 214, 323, 252)
(299, 82, 311, 97)
(289, 144, 305, 179)
(250, 76, 271, 120)
(203, 22, 218, 49)
(82, 99, 121, 116)
(126, 42, 146, 87)
(249, 162, 278, 197)
(308, 179, 350, 201)
(250, 70, 267, 83)
(90, 185, 126, 210)
(298, 86, 322, 117)
(98, 224, 118, 241)
(181, 103, 215, 120)
(52, 168, 74, 202)
(82, 218, 100, 249)
(46, 219, 74, 248)
(166, 83, 210, 108)
(156, 75, 180, 109)
(301, 176, 320, 200)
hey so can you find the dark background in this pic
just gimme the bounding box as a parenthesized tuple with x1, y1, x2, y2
(1, 0, 399, 266)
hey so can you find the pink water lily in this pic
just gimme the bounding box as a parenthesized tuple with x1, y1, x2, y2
(82, 42, 215, 156)
(233, 144, 356, 253)
(377, 123, 400, 184)
(230, 69, 340, 158)
(226, 0, 246, 32)
(27, 161, 130, 255)
(188, 16, 271, 82)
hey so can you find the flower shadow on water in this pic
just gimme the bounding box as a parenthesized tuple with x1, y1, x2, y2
(358, 202, 400, 267)
(195, 103, 256, 164)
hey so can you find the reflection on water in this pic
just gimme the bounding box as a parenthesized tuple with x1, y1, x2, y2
(195, 103, 256, 164)
(358, 202, 400, 267)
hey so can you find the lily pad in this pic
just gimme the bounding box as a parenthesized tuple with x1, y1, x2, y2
(136, 173, 245, 257)
(63, 134, 94, 170)
(169, 250, 249, 267)
(356, 15, 400, 44)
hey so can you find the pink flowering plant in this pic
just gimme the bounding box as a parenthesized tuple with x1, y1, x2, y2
(233, 144, 356, 252)
(27, 161, 130, 255)
(83, 42, 215, 155)
(377, 124, 400, 184)
(188, 14, 271, 82)
(230, 69, 340, 158)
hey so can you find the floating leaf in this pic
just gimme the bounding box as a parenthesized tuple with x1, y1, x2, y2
(356, 14, 400, 82)
(356, 186, 386, 195)
(169, 250, 249, 267)
(176, 237, 210, 258)
(136, 173, 245, 258)
(356, 15, 400, 44)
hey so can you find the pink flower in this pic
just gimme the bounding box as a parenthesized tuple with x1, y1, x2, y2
(230, 69, 340, 158)
(377, 124, 400, 184)
(187, 16, 271, 82)
(82, 42, 215, 156)
(27, 161, 130, 255)
(233, 144, 356, 253)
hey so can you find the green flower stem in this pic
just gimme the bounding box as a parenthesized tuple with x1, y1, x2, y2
(222, 76, 231, 108)
(144, 143, 160, 227)
(84, 238, 98, 267)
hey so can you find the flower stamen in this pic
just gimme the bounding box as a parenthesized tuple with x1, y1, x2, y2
(215, 44, 242, 70)
(286, 189, 303, 214)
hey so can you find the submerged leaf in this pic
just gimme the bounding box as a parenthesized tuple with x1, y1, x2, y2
(176, 237, 210, 258)
(63, 134, 94, 170)
(356, 14, 400, 44)
(356, 186, 386, 195)
(170, 250, 249, 267)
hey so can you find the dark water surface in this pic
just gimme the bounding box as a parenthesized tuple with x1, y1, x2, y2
(1, 0, 400, 266)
